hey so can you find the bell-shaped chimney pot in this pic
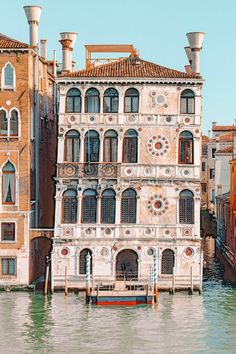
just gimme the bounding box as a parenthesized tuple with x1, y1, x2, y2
(24, 5, 42, 49)
(186, 32, 205, 74)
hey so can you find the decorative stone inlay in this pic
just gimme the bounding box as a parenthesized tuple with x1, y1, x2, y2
(85, 228, 92, 235)
(100, 247, 109, 257)
(147, 194, 169, 216)
(144, 227, 152, 236)
(88, 115, 96, 123)
(184, 247, 194, 257)
(182, 227, 192, 237)
(145, 116, 154, 124)
(106, 115, 114, 123)
(150, 91, 168, 108)
(147, 135, 169, 157)
(183, 117, 190, 124)
(105, 228, 112, 235)
(65, 165, 76, 177)
(147, 247, 155, 256)
(181, 168, 190, 177)
(63, 227, 73, 237)
(68, 115, 76, 124)
(164, 116, 172, 124)
(144, 167, 154, 176)
(61, 248, 69, 256)
(101, 164, 116, 177)
(127, 114, 137, 123)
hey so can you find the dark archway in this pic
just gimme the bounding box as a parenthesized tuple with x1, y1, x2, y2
(161, 249, 175, 275)
(79, 248, 92, 274)
(116, 249, 138, 280)
(29, 237, 52, 285)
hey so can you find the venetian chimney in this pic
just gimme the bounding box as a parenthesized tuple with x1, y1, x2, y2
(59, 32, 77, 72)
(24, 5, 42, 51)
(186, 32, 205, 73)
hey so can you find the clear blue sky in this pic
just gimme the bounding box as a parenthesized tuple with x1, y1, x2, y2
(1, 0, 236, 133)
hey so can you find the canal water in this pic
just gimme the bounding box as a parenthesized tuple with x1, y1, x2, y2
(0, 238, 236, 354)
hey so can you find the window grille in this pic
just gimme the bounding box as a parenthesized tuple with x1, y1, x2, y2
(66, 88, 81, 113)
(121, 189, 136, 223)
(79, 248, 92, 274)
(85, 88, 100, 113)
(101, 189, 116, 224)
(124, 88, 139, 113)
(64, 130, 80, 162)
(179, 190, 194, 224)
(103, 88, 118, 113)
(161, 249, 174, 274)
(123, 129, 138, 163)
(180, 89, 195, 114)
(179, 131, 193, 164)
(62, 189, 77, 223)
(103, 130, 118, 162)
(82, 189, 97, 223)
(85, 130, 100, 162)
(1, 258, 16, 275)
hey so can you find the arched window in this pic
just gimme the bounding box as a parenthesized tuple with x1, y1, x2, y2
(85, 88, 100, 113)
(121, 189, 136, 224)
(3, 63, 14, 89)
(180, 89, 195, 114)
(82, 189, 97, 223)
(62, 189, 77, 223)
(103, 130, 118, 162)
(101, 189, 116, 224)
(179, 131, 193, 164)
(2, 161, 15, 204)
(0, 110, 7, 136)
(123, 129, 138, 163)
(85, 130, 100, 162)
(64, 130, 80, 162)
(124, 88, 139, 113)
(79, 248, 92, 274)
(103, 88, 118, 113)
(66, 88, 81, 113)
(179, 190, 194, 224)
(161, 249, 174, 274)
(10, 110, 18, 136)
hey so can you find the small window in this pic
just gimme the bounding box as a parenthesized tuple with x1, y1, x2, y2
(121, 189, 137, 224)
(179, 190, 194, 224)
(1, 258, 16, 275)
(101, 189, 116, 224)
(0, 110, 7, 136)
(123, 129, 138, 163)
(64, 130, 80, 162)
(212, 148, 216, 159)
(161, 249, 174, 274)
(82, 189, 97, 223)
(66, 88, 81, 113)
(62, 189, 77, 223)
(180, 89, 195, 114)
(3, 63, 15, 89)
(1, 223, 15, 241)
(2, 161, 15, 204)
(179, 131, 193, 164)
(85, 130, 100, 162)
(85, 88, 100, 113)
(202, 161, 206, 172)
(124, 88, 139, 113)
(210, 169, 215, 179)
(103, 88, 118, 113)
(10, 110, 18, 136)
(103, 130, 118, 162)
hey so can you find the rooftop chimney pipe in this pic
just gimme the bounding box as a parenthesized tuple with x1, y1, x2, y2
(184, 46, 193, 65)
(24, 5, 42, 50)
(186, 32, 205, 74)
(59, 32, 77, 72)
(40, 39, 47, 59)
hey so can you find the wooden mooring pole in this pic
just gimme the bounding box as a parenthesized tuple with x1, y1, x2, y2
(86, 253, 91, 303)
(188, 265, 193, 295)
(153, 255, 158, 303)
(44, 264, 49, 296)
(65, 266, 68, 296)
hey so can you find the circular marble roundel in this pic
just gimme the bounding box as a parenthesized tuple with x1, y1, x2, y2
(147, 194, 169, 216)
(147, 135, 169, 157)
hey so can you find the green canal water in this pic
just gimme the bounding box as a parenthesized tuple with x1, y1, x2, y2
(0, 239, 236, 354)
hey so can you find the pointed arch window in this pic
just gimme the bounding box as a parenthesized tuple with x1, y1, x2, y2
(103, 88, 118, 113)
(64, 130, 80, 162)
(101, 189, 116, 224)
(82, 189, 97, 223)
(123, 129, 138, 163)
(179, 131, 193, 164)
(2, 63, 15, 90)
(66, 88, 81, 113)
(180, 89, 195, 114)
(10, 110, 18, 136)
(85, 88, 100, 113)
(2, 161, 15, 204)
(79, 248, 92, 274)
(124, 88, 139, 113)
(85, 130, 100, 162)
(103, 130, 118, 162)
(121, 189, 136, 224)
(161, 249, 174, 274)
(62, 189, 77, 223)
(179, 190, 194, 224)
(0, 110, 7, 136)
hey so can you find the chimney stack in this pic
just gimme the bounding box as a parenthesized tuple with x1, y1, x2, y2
(186, 32, 205, 74)
(184, 46, 193, 65)
(40, 39, 47, 59)
(59, 32, 77, 72)
(24, 5, 42, 50)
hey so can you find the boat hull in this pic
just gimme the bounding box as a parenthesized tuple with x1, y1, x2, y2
(89, 295, 153, 306)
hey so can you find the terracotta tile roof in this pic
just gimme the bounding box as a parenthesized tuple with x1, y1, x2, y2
(0, 33, 29, 49)
(216, 145, 233, 154)
(212, 125, 235, 131)
(218, 132, 234, 141)
(61, 57, 201, 79)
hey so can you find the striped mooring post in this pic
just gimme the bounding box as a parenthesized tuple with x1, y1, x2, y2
(153, 255, 158, 303)
(86, 253, 91, 302)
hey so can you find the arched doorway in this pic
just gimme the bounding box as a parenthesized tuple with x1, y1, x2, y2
(79, 248, 92, 274)
(161, 249, 175, 274)
(116, 249, 138, 280)
(29, 237, 52, 284)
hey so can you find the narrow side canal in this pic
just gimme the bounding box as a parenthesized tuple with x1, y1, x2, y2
(0, 238, 235, 354)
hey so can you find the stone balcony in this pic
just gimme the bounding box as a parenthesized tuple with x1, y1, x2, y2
(55, 224, 197, 240)
(57, 162, 200, 180)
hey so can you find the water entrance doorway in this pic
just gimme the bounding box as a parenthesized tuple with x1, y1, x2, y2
(116, 249, 138, 280)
